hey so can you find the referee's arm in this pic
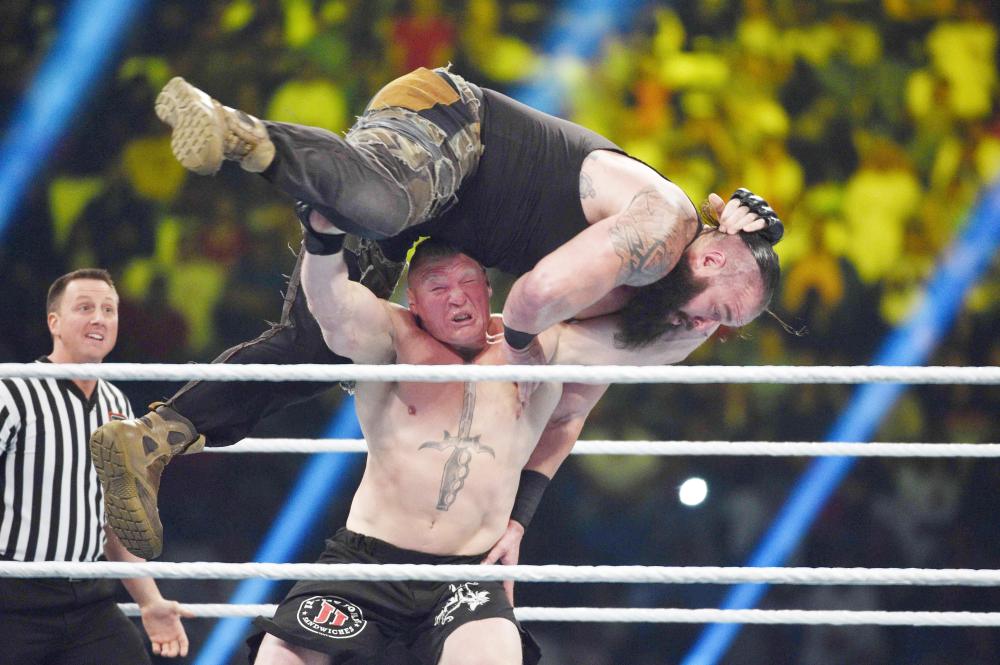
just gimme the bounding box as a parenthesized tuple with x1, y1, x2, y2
(104, 527, 194, 658)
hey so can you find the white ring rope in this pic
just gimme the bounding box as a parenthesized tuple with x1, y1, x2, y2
(7, 363, 993, 633)
(8, 562, 1000, 586)
(115, 604, 1000, 626)
(2, 363, 998, 385)
(223, 438, 1000, 457)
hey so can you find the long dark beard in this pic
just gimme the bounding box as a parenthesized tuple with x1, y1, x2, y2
(613, 258, 709, 349)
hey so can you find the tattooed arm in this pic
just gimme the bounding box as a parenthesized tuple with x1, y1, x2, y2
(503, 180, 699, 335)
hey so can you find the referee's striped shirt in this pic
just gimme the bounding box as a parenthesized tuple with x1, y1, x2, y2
(0, 358, 133, 562)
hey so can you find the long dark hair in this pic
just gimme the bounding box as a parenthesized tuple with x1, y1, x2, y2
(738, 231, 780, 310)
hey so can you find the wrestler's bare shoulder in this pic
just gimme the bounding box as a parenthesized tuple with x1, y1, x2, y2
(581, 149, 697, 223)
(384, 302, 418, 330)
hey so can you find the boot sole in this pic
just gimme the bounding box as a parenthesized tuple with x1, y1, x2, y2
(155, 76, 224, 176)
(90, 428, 162, 559)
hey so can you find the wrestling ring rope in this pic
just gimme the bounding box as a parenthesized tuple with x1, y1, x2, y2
(221, 438, 1000, 457)
(3, 361, 999, 628)
(2, 362, 999, 384)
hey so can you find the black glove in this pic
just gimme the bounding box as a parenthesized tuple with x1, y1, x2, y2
(295, 200, 345, 255)
(730, 188, 784, 245)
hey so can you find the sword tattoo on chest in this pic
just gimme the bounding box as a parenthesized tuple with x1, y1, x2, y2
(419, 382, 495, 510)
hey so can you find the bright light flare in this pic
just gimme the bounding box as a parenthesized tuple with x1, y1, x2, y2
(679, 477, 708, 506)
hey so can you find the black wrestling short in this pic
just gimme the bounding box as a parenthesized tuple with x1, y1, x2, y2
(248, 528, 540, 665)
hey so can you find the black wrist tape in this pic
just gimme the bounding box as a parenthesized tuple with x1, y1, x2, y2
(510, 469, 550, 528)
(295, 200, 346, 255)
(304, 231, 345, 255)
(504, 325, 537, 350)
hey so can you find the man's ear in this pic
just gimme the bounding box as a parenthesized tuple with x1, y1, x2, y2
(47, 312, 59, 338)
(406, 287, 420, 317)
(701, 249, 727, 271)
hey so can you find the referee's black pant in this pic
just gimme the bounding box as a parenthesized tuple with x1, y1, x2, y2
(0, 578, 150, 665)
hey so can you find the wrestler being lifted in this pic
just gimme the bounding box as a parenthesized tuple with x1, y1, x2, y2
(154, 66, 782, 342)
(90, 66, 784, 560)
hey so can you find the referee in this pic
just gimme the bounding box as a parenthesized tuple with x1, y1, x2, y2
(0, 269, 190, 663)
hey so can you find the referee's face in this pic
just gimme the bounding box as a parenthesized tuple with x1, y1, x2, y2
(48, 279, 120, 364)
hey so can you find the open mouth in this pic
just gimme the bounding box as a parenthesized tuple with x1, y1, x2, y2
(86, 333, 105, 341)
(451, 313, 472, 323)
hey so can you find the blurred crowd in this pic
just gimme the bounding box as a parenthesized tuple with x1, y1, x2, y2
(1, 1, 999, 663)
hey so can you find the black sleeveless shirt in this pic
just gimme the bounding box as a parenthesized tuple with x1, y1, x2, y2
(414, 87, 622, 276)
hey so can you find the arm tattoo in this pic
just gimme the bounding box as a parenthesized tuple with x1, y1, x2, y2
(579, 172, 596, 199)
(609, 187, 689, 286)
(579, 153, 598, 199)
(419, 382, 494, 511)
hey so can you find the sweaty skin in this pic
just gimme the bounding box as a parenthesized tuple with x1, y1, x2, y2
(303, 249, 561, 556)
(502, 150, 701, 336)
(347, 311, 561, 555)
(301, 230, 725, 557)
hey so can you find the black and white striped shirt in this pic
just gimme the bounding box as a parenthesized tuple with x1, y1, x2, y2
(0, 359, 133, 562)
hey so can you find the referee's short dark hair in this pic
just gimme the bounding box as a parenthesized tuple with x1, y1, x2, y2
(46, 269, 117, 313)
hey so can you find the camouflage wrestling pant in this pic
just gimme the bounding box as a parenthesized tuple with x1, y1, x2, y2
(263, 66, 483, 239)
